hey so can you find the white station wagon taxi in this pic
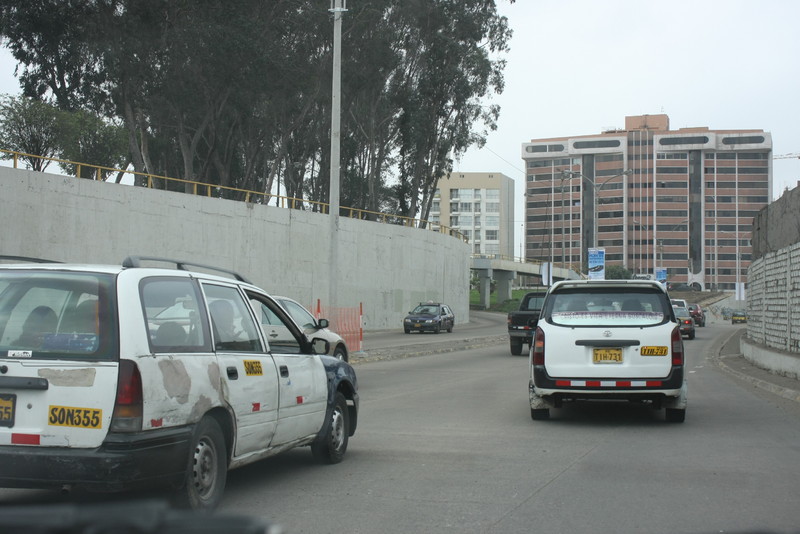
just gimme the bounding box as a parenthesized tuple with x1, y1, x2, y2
(529, 280, 687, 422)
(0, 256, 359, 509)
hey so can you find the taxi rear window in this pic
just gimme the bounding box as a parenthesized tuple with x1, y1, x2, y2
(546, 288, 670, 327)
(0, 271, 118, 361)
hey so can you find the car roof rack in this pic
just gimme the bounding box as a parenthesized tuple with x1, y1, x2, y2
(0, 255, 61, 264)
(122, 256, 251, 283)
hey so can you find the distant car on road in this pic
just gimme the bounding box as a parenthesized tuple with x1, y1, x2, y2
(404, 302, 454, 334)
(731, 310, 748, 324)
(674, 307, 696, 339)
(507, 289, 548, 355)
(687, 303, 705, 327)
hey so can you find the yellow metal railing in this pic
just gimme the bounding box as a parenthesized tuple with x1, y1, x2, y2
(1, 149, 466, 241)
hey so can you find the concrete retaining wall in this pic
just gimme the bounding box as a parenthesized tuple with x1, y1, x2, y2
(0, 167, 471, 330)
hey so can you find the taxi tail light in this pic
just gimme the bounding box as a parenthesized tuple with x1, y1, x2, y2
(111, 360, 143, 432)
(532, 327, 545, 365)
(671, 326, 684, 366)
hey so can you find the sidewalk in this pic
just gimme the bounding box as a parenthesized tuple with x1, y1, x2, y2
(712, 328, 800, 403)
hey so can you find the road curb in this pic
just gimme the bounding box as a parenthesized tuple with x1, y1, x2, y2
(350, 335, 507, 364)
(710, 329, 800, 403)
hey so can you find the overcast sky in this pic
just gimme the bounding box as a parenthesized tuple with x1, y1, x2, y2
(454, 0, 800, 248)
(2, 1, 798, 251)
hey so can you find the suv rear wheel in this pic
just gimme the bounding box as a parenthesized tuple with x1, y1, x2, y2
(530, 408, 550, 420)
(665, 408, 686, 423)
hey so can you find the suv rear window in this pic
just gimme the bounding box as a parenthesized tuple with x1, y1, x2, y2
(0, 271, 118, 360)
(546, 288, 670, 327)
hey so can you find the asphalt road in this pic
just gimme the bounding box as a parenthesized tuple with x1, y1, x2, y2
(217, 320, 800, 533)
(3, 315, 800, 534)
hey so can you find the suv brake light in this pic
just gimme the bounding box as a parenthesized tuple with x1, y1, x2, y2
(111, 360, 143, 432)
(532, 327, 545, 365)
(671, 326, 684, 366)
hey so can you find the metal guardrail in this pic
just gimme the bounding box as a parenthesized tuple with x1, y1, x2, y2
(1, 148, 466, 242)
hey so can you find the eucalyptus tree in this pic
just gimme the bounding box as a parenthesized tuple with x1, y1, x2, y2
(0, 95, 60, 171)
(392, 0, 510, 223)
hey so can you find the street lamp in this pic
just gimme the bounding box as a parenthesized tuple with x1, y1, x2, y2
(562, 169, 632, 252)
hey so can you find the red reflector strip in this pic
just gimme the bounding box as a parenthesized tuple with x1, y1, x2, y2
(553, 380, 664, 388)
(12, 434, 40, 445)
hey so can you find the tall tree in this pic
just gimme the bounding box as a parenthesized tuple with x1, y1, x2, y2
(0, 94, 60, 171)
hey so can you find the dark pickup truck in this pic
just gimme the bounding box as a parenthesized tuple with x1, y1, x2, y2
(507, 289, 548, 355)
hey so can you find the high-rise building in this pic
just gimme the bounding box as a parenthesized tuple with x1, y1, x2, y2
(521, 114, 771, 290)
(432, 172, 515, 258)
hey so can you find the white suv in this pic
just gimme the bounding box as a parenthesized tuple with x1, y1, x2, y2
(0, 256, 359, 509)
(529, 280, 687, 422)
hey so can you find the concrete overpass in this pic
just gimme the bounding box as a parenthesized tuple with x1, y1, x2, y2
(470, 255, 581, 308)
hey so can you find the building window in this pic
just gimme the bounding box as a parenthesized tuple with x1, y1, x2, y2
(657, 152, 688, 160)
(659, 136, 709, 145)
(485, 189, 500, 200)
(450, 189, 459, 200)
(485, 230, 498, 240)
(432, 201, 440, 213)
(484, 216, 499, 226)
(721, 136, 766, 145)
(573, 140, 621, 149)
(525, 144, 565, 153)
(485, 202, 500, 213)
(460, 202, 472, 212)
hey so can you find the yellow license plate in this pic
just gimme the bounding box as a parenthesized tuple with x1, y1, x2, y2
(593, 348, 623, 363)
(48, 405, 103, 429)
(640, 346, 668, 356)
(0, 394, 15, 427)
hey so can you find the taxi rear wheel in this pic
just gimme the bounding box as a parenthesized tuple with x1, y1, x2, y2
(176, 416, 227, 510)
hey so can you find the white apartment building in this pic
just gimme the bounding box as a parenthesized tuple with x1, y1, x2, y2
(431, 172, 515, 258)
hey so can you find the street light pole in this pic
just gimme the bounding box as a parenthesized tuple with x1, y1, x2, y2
(562, 169, 632, 261)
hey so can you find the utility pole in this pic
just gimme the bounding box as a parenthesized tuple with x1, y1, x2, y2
(328, 0, 346, 309)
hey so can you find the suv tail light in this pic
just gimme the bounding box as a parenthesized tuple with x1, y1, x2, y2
(532, 327, 545, 365)
(671, 326, 684, 366)
(110, 360, 143, 432)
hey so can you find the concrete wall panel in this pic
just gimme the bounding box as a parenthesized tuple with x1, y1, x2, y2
(0, 167, 470, 330)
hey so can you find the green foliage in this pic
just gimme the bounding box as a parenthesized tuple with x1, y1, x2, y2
(56, 110, 129, 179)
(605, 264, 632, 280)
(0, 94, 61, 171)
(0, 94, 129, 178)
(0, 0, 512, 212)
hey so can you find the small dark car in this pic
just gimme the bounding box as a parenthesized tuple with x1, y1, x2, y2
(674, 307, 696, 339)
(731, 310, 748, 324)
(404, 302, 454, 334)
(687, 303, 705, 327)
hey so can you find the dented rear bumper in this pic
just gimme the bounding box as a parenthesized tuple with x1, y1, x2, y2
(0, 425, 193, 492)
